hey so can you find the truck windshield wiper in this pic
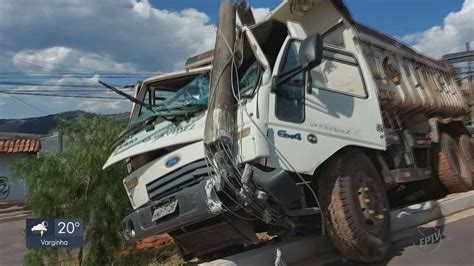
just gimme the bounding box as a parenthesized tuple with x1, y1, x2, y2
(160, 103, 207, 111)
(98, 80, 155, 112)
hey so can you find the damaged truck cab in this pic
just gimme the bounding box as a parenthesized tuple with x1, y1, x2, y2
(105, 0, 471, 262)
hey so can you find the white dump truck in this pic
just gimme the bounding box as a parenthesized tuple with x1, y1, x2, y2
(103, 0, 472, 262)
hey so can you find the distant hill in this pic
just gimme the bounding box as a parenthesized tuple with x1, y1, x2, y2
(0, 111, 129, 135)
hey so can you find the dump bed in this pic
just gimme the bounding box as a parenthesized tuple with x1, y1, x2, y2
(356, 24, 467, 118)
(269, 0, 468, 122)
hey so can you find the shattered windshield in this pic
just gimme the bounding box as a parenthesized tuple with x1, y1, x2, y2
(156, 72, 210, 111)
(133, 72, 210, 124)
(117, 62, 261, 145)
(116, 72, 210, 144)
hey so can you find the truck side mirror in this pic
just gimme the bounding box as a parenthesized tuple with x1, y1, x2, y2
(271, 33, 323, 93)
(299, 33, 323, 93)
(299, 33, 323, 70)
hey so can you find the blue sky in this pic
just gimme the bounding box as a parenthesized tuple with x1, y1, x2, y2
(150, 0, 464, 37)
(0, 0, 472, 119)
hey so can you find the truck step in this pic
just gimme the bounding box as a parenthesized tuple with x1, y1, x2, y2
(390, 167, 432, 183)
(411, 137, 432, 148)
(284, 207, 320, 217)
(404, 132, 432, 148)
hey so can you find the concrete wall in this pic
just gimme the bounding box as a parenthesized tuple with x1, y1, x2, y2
(39, 134, 62, 155)
(0, 153, 32, 203)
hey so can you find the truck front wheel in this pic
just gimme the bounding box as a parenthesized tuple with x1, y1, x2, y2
(318, 148, 391, 262)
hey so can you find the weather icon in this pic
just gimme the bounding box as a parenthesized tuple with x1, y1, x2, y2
(31, 221, 48, 237)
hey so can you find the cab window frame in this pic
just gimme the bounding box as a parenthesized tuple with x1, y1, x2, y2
(311, 46, 368, 99)
(274, 39, 306, 124)
(238, 61, 263, 99)
(274, 39, 369, 124)
(138, 87, 152, 117)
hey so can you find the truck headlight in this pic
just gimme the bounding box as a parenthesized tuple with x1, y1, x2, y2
(122, 219, 136, 241)
(124, 176, 138, 191)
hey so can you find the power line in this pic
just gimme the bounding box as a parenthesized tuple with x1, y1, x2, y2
(3, 94, 48, 116)
(0, 55, 159, 77)
(0, 75, 152, 79)
(0, 81, 133, 89)
(0, 71, 157, 76)
(0, 91, 129, 100)
(0, 89, 131, 93)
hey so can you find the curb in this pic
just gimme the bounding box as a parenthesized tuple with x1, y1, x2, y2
(390, 191, 474, 234)
(205, 235, 334, 266)
(0, 201, 25, 209)
(0, 205, 28, 214)
(0, 213, 30, 223)
(203, 191, 474, 265)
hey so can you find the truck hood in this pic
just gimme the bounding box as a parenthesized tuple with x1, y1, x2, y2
(103, 112, 206, 169)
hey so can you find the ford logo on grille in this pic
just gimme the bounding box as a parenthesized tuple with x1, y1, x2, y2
(165, 156, 180, 168)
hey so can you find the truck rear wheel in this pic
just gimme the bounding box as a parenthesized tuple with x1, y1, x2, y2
(458, 135, 474, 186)
(437, 133, 472, 193)
(318, 148, 390, 262)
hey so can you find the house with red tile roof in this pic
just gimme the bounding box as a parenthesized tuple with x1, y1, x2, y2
(0, 133, 61, 204)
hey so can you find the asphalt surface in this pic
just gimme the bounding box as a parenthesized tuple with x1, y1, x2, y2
(387, 215, 474, 265)
(299, 215, 474, 265)
(1, 212, 473, 265)
(0, 218, 26, 265)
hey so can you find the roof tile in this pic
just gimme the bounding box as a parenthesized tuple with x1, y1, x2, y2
(0, 139, 40, 154)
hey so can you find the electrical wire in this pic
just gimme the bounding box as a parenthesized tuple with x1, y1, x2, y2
(230, 27, 325, 233)
(3, 94, 48, 116)
(0, 91, 128, 100)
(0, 81, 132, 89)
(204, 25, 325, 233)
(205, 25, 279, 223)
(0, 72, 156, 76)
(0, 89, 132, 93)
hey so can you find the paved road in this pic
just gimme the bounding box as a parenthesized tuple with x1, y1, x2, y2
(0, 218, 27, 265)
(387, 215, 474, 265)
(298, 214, 474, 265)
(1, 213, 473, 265)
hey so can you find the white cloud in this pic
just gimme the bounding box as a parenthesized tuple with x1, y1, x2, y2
(0, 73, 132, 118)
(0, 0, 217, 118)
(0, 1, 278, 119)
(12, 47, 136, 73)
(401, 0, 474, 59)
(0, 0, 216, 73)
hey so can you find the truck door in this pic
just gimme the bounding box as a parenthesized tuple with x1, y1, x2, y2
(267, 38, 386, 174)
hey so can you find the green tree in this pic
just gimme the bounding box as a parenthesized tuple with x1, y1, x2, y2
(12, 116, 131, 265)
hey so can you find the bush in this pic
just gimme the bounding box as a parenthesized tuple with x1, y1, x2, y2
(12, 116, 132, 265)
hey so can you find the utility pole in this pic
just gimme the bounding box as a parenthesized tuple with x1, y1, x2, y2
(467, 42, 473, 122)
(236, 0, 256, 26)
(442, 42, 474, 121)
(204, 0, 236, 147)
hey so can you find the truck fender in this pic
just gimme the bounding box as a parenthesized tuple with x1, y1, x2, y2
(429, 117, 469, 143)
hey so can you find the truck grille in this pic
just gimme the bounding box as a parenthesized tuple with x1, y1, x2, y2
(146, 159, 212, 201)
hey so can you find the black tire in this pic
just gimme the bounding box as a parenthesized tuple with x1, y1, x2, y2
(458, 135, 474, 188)
(318, 148, 391, 263)
(176, 242, 195, 262)
(420, 143, 447, 200)
(437, 133, 472, 193)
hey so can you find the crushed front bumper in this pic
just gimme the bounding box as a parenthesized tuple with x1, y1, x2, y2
(121, 177, 223, 243)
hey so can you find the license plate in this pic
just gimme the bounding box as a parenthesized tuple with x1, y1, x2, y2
(152, 200, 178, 222)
